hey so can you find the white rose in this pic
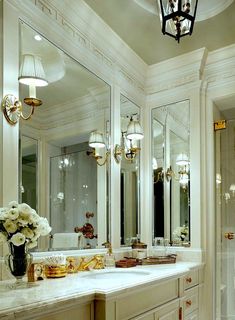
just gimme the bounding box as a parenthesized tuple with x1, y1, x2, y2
(30, 209, 40, 225)
(27, 241, 37, 249)
(18, 203, 31, 216)
(18, 212, 30, 226)
(8, 201, 18, 209)
(31, 232, 41, 242)
(0, 232, 7, 243)
(10, 232, 26, 246)
(37, 217, 51, 236)
(0, 208, 7, 220)
(6, 208, 19, 220)
(21, 227, 34, 239)
(3, 219, 18, 233)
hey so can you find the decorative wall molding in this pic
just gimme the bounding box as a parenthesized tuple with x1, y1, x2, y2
(204, 44, 235, 86)
(28, 0, 147, 101)
(146, 48, 208, 95)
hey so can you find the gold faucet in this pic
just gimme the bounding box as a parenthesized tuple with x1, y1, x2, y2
(102, 241, 113, 254)
(77, 255, 104, 271)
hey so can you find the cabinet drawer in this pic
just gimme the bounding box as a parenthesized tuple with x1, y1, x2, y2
(184, 270, 199, 290)
(116, 279, 179, 319)
(183, 287, 198, 317)
(184, 309, 199, 320)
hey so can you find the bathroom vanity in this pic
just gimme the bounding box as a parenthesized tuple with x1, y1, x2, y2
(0, 262, 203, 320)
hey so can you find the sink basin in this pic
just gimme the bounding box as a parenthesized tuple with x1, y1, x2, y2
(81, 270, 151, 280)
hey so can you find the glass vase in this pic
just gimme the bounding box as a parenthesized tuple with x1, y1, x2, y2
(5, 242, 32, 289)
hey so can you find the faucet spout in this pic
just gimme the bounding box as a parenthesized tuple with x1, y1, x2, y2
(78, 255, 104, 271)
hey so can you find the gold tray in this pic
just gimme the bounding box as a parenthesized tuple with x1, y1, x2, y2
(44, 265, 67, 278)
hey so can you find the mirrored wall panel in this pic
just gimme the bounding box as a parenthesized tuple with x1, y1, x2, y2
(120, 95, 141, 246)
(152, 100, 190, 245)
(19, 135, 38, 209)
(19, 21, 111, 251)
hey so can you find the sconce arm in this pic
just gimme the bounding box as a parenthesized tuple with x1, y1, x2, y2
(96, 151, 110, 166)
(87, 149, 110, 167)
(20, 97, 42, 120)
(1, 94, 42, 125)
(19, 106, 35, 121)
(114, 144, 140, 163)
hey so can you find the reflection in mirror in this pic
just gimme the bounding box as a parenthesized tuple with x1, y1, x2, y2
(152, 100, 190, 246)
(19, 135, 37, 209)
(152, 120, 164, 238)
(19, 22, 111, 251)
(120, 95, 141, 246)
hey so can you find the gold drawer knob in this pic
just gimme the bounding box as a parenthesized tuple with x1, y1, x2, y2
(186, 299, 192, 306)
(186, 277, 192, 283)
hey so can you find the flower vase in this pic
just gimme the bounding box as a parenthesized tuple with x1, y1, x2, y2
(5, 243, 32, 288)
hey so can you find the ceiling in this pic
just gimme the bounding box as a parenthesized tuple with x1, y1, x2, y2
(83, 0, 235, 65)
(83, 0, 235, 116)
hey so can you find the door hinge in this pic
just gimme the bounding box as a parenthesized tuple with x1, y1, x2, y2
(179, 307, 183, 320)
(214, 120, 226, 131)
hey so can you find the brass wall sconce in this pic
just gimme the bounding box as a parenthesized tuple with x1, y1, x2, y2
(87, 131, 110, 166)
(2, 93, 41, 125)
(2, 54, 48, 125)
(114, 116, 144, 163)
(165, 153, 190, 188)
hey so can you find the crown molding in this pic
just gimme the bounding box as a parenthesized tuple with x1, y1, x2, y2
(204, 44, 235, 85)
(10, 0, 147, 100)
(146, 48, 208, 94)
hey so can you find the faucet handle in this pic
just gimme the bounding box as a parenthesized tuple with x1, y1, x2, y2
(93, 255, 104, 269)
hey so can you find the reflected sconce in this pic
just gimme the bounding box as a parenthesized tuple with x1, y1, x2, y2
(2, 54, 48, 125)
(166, 153, 190, 188)
(114, 116, 144, 163)
(229, 184, 235, 196)
(87, 131, 110, 166)
(216, 173, 222, 186)
(158, 0, 198, 43)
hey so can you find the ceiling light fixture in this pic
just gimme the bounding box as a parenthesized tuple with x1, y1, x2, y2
(158, 0, 198, 43)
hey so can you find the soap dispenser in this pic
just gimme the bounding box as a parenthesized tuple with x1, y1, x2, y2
(102, 241, 115, 268)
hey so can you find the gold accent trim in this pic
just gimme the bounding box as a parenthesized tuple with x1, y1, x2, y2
(214, 120, 226, 131)
(2, 94, 22, 125)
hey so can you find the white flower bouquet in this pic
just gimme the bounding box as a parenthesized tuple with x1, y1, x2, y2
(173, 225, 189, 242)
(0, 201, 51, 249)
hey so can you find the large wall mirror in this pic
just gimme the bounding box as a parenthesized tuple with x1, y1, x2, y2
(19, 21, 111, 251)
(120, 95, 141, 246)
(152, 100, 190, 246)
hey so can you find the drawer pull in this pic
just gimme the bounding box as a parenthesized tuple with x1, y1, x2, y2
(186, 299, 192, 306)
(186, 277, 192, 283)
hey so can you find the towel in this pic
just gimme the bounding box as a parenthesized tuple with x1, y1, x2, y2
(52, 233, 80, 249)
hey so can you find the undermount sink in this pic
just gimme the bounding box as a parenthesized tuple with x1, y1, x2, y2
(81, 269, 151, 280)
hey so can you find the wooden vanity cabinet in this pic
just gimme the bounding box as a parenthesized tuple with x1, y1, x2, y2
(181, 268, 204, 320)
(95, 278, 180, 320)
(95, 267, 203, 320)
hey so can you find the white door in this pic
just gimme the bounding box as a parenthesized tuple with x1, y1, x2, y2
(215, 119, 235, 320)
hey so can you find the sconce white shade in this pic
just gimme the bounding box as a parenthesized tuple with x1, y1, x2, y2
(179, 173, 189, 186)
(229, 184, 235, 194)
(126, 119, 144, 141)
(216, 173, 222, 185)
(152, 157, 158, 170)
(89, 131, 105, 148)
(176, 153, 189, 166)
(18, 54, 48, 87)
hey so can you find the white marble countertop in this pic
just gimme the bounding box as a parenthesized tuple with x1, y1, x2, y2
(0, 261, 203, 319)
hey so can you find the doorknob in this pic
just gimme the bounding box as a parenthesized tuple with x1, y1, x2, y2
(225, 232, 234, 240)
